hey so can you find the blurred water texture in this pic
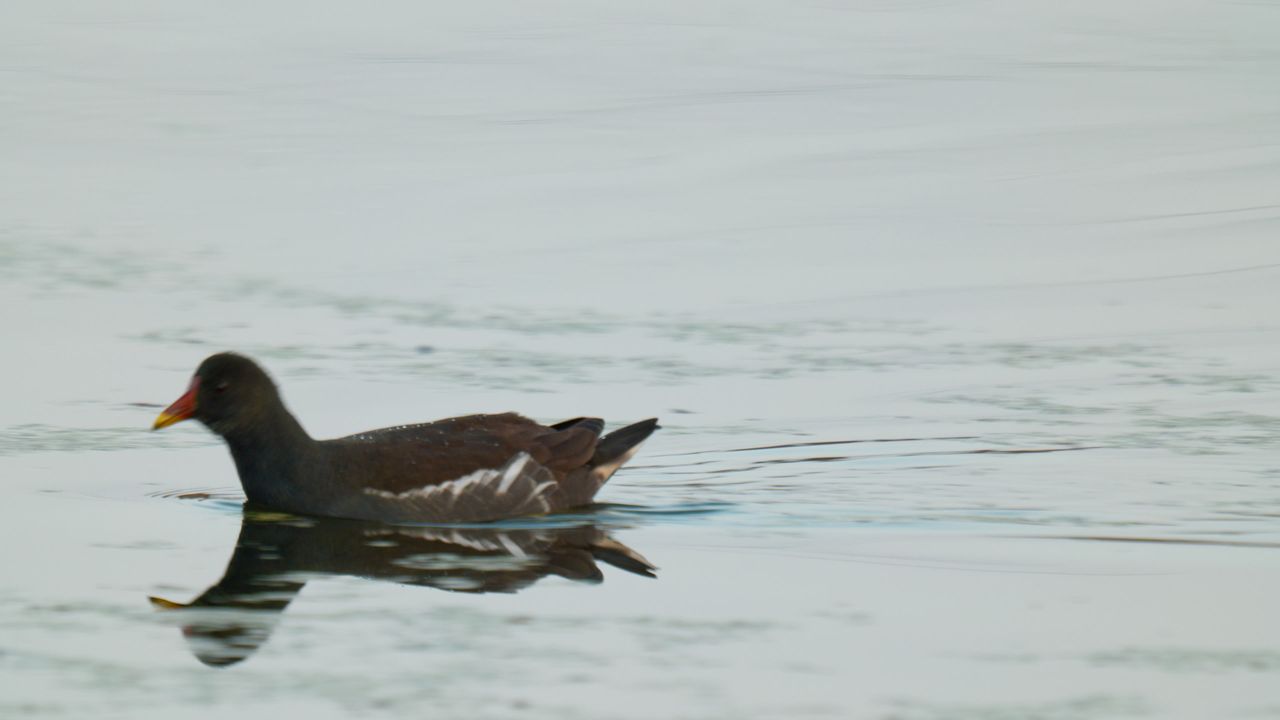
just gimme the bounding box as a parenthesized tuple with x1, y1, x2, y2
(2, 1, 1280, 718)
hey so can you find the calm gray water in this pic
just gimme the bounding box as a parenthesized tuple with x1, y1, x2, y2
(3, 1, 1280, 718)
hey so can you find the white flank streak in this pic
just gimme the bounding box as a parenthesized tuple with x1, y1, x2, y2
(531, 481, 555, 512)
(448, 468, 489, 497)
(496, 453, 530, 496)
(364, 460, 516, 502)
(362, 452, 557, 522)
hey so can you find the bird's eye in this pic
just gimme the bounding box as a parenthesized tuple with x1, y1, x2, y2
(213, 381, 230, 394)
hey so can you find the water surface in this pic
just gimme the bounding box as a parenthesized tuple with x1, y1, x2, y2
(3, 1, 1280, 718)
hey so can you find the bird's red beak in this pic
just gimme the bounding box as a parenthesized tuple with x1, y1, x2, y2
(153, 377, 200, 430)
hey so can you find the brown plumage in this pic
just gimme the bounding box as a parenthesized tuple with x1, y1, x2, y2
(152, 353, 659, 523)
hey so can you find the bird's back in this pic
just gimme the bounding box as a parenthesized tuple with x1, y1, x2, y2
(306, 414, 655, 523)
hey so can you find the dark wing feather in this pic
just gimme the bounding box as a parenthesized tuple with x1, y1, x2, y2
(325, 413, 605, 497)
(534, 420, 603, 471)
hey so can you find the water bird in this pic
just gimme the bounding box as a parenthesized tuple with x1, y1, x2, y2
(152, 353, 658, 523)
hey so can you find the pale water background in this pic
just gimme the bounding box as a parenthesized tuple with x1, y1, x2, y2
(3, 1, 1280, 718)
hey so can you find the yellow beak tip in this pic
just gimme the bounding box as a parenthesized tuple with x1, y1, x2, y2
(152, 413, 185, 431)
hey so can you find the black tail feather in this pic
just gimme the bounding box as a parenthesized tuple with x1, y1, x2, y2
(557, 418, 659, 508)
(593, 418, 660, 466)
(550, 417, 605, 435)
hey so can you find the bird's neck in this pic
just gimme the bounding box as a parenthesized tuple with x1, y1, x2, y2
(222, 405, 322, 510)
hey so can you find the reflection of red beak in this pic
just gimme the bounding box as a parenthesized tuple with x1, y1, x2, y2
(153, 377, 200, 430)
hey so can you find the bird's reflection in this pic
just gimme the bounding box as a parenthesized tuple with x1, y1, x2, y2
(149, 510, 655, 667)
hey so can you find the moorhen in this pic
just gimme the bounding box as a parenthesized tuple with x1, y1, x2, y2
(152, 353, 658, 523)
